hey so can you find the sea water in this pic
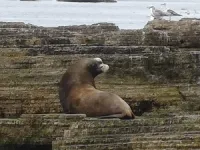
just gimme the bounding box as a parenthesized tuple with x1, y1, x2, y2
(1, 0, 200, 29)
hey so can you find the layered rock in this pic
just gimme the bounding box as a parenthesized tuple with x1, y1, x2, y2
(0, 114, 85, 149)
(53, 114, 200, 150)
(0, 20, 200, 149)
(0, 20, 200, 117)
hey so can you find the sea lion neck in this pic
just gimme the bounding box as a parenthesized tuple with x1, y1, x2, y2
(73, 69, 95, 86)
(68, 59, 99, 85)
(66, 65, 96, 88)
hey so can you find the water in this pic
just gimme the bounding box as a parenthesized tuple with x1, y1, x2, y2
(1, 0, 200, 29)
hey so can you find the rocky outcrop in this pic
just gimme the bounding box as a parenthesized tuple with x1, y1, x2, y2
(0, 114, 85, 149)
(53, 114, 200, 150)
(1, 114, 200, 150)
(1, 19, 200, 149)
(0, 20, 200, 117)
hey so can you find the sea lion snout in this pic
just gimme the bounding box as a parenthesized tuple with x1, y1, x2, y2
(92, 57, 109, 74)
(100, 63, 109, 73)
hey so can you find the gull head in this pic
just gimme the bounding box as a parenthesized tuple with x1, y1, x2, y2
(147, 6, 155, 9)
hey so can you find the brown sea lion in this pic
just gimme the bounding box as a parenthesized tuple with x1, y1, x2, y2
(59, 58, 134, 119)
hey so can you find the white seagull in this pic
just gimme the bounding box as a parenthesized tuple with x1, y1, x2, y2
(147, 6, 169, 20)
(161, 3, 182, 16)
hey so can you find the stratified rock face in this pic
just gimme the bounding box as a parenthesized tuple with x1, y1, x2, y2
(1, 19, 200, 149)
(143, 19, 200, 48)
(0, 20, 200, 118)
(2, 114, 200, 150)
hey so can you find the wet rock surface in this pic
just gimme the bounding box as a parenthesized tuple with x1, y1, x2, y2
(0, 20, 200, 149)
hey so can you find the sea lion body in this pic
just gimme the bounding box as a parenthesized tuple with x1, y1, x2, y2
(59, 58, 134, 119)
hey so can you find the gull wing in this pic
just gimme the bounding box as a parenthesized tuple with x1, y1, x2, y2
(153, 9, 169, 16)
(167, 9, 182, 16)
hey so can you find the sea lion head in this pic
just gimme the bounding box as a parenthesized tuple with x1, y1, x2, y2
(86, 58, 109, 78)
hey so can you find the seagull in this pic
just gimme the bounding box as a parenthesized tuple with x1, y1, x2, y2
(181, 8, 190, 15)
(161, 3, 182, 16)
(147, 6, 169, 20)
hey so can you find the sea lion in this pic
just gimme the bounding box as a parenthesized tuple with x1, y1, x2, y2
(59, 58, 134, 119)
